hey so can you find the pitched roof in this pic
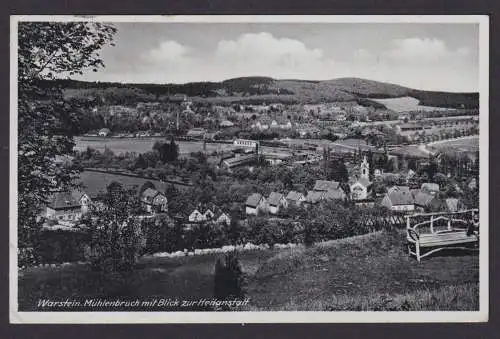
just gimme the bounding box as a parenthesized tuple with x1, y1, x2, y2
(385, 186, 414, 206)
(268, 192, 285, 206)
(194, 203, 223, 216)
(141, 188, 160, 203)
(245, 193, 263, 208)
(306, 191, 324, 204)
(323, 189, 346, 201)
(313, 180, 340, 191)
(413, 190, 436, 207)
(70, 189, 87, 203)
(286, 191, 304, 201)
(222, 154, 257, 168)
(47, 191, 81, 210)
(421, 183, 440, 192)
(220, 120, 235, 127)
(351, 177, 372, 188)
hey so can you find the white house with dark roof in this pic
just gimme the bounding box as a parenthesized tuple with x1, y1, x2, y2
(71, 190, 92, 214)
(381, 186, 415, 212)
(219, 120, 235, 128)
(350, 177, 372, 201)
(140, 188, 168, 214)
(267, 192, 287, 214)
(421, 183, 440, 195)
(45, 191, 83, 222)
(98, 128, 111, 137)
(245, 193, 268, 215)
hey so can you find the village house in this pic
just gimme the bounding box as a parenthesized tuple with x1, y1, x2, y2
(286, 191, 306, 206)
(250, 116, 272, 130)
(381, 186, 415, 212)
(295, 124, 321, 138)
(313, 180, 346, 200)
(245, 193, 268, 215)
(444, 198, 465, 213)
(305, 190, 324, 205)
(468, 178, 477, 190)
(186, 128, 206, 139)
(45, 191, 83, 223)
(270, 116, 293, 130)
(219, 120, 235, 128)
(334, 114, 347, 122)
(421, 183, 440, 195)
(108, 105, 138, 118)
(350, 178, 372, 201)
(220, 154, 258, 171)
(323, 189, 347, 201)
(412, 189, 441, 212)
(267, 192, 288, 214)
(71, 190, 92, 214)
(187, 204, 231, 225)
(98, 128, 111, 137)
(313, 180, 342, 192)
(140, 188, 168, 214)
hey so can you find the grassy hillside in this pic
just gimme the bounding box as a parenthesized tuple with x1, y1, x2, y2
(245, 230, 478, 311)
(47, 77, 479, 108)
(18, 230, 478, 311)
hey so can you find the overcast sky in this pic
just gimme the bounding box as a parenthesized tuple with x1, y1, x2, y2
(77, 22, 479, 92)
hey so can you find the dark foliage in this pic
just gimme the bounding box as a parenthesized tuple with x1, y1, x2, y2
(214, 252, 245, 302)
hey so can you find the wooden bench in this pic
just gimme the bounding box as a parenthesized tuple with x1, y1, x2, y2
(406, 211, 479, 262)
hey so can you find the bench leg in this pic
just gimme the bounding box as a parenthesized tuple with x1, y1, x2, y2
(416, 242, 421, 262)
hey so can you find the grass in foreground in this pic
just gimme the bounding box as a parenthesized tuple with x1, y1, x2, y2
(18, 230, 479, 311)
(244, 230, 478, 311)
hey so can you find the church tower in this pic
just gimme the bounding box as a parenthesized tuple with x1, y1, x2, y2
(361, 155, 370, 180)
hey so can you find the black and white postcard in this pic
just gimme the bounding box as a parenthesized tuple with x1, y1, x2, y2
(9, 15, 489, 323)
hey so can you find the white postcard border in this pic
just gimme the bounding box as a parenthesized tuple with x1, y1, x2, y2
(9, 14, 490, 324)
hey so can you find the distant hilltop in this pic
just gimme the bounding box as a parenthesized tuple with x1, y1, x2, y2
(42, 76, 479, 109)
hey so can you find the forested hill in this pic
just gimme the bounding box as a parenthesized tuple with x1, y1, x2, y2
(42, 77, 479, 109)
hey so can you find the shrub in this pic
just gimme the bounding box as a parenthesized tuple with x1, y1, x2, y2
(214, 252, 245, 302)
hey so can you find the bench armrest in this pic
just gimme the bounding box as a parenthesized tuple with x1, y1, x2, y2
(407, 228, 420, 243)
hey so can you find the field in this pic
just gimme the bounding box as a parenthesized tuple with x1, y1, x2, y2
(428, 136, 479, 154)
(74, 137, 236, 155)
(371, 97, 457, 113)
(18, 230, 479, 311)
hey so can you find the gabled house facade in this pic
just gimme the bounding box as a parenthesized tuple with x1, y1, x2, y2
(140, 188, 168, 214)
(267, 192, 288, 214)
(245, 193, 268, 215)
(45, 191, 83, 222)
(286, 191, 306, 206)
